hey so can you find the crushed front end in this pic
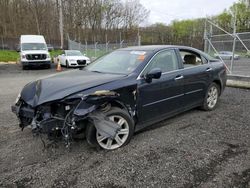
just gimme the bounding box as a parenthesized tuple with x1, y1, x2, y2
(11, 91, 122, 147)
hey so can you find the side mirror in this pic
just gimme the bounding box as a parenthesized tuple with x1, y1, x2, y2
(145, 68, 162, 82)
(16, 49, 20, 52)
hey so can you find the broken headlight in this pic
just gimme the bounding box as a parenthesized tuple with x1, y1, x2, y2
(15, 93, 21, 104)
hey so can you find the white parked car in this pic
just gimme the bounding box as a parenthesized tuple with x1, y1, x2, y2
(58, 50, 90, 68)
(214, 51, 240, 60)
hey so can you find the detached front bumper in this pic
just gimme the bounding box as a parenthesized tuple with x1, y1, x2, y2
(11, 104, 34, 118)
(11, 104, 19, 115)
(11, 103, 35, 129)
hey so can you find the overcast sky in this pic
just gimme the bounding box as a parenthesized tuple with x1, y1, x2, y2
(140, 0, 237, 25)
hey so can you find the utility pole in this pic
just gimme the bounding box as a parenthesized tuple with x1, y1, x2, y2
(137, 27, 141, 46)
(59, 0, 64, 49)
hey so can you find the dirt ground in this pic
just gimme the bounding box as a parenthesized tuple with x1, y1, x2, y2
(0, 64, 250, 188)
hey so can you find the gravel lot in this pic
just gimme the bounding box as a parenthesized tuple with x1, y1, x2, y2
(0, 64, 250, 188)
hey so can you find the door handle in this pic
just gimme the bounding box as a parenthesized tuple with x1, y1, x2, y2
(206, 67, 212, 72)
(175, 75, 184, 80)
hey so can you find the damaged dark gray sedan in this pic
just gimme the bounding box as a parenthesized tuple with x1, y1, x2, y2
(11, 46, 227, 150)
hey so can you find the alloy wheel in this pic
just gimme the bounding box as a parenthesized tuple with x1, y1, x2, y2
(207, 86, 218, 109)
(96, 115, 129, 150)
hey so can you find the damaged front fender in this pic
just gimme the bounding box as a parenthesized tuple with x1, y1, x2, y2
(73, 90, 119, 117)
(73, 90, 121, 139)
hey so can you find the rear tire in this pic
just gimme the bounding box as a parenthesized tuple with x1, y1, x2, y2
(201, 82, 220, 111)
(86, 107, 134, 150)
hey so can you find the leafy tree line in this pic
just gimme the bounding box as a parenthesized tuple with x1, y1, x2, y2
(0, 0, 249, 50)
(141, 0, 250, 49)
(0, 0, 149, 46)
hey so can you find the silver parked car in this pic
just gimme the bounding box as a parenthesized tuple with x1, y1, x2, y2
(214, 51, 240, 60)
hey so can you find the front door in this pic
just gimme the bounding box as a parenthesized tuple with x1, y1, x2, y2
(137, 49, 184, 125)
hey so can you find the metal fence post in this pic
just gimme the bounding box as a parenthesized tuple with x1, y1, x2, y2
(85, 40, 87, 56)
(120, 40, 124, 48)
(106, 41, 109, 52)
(1, 36, 3, 50)
(230, 10, 237, 73)
(94, 42, 98, 58)
(208, 24, 213, 55)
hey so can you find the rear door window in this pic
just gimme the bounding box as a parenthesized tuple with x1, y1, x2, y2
(179, 49, 208, 68)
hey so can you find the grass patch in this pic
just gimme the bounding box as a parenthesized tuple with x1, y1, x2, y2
(0, 50, 63, 62)
(0, 49, 110, 62)
(0, 50, 19, 62)
(50, 50, 63, 57)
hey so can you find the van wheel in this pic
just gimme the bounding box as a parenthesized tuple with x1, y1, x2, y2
(86, 107, 134, 150)
(201, 83, 220, 111)
(22, 65, 27, 70)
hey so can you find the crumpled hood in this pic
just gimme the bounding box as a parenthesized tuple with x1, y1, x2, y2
(20, 70, 125, 107)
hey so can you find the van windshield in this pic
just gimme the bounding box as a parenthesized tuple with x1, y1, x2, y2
(21, 43, 47, 51)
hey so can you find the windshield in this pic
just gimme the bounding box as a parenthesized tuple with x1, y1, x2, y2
(21, 43, 47, 51)
(86, 50, 148, 74)
(66, 51, 83, 56)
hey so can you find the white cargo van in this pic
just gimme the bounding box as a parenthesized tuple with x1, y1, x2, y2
(19, 35, 51, 69)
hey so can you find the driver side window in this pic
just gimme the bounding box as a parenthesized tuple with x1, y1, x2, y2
(145, 49, 179, 74)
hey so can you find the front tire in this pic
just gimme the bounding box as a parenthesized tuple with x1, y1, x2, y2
(86, 107, 134, 150)
(201, 83, 220, 111)
(22, 65, 28, 70)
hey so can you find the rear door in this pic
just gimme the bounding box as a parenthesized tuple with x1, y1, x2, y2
(137, 49, 184, 125)
(177, 49, 213, 107)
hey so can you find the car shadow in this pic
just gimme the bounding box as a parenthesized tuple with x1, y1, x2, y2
(134, 108, 206, 136)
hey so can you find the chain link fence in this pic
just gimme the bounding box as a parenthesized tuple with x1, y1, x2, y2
(208, 32, 250, 54)
(0, 37, 66, 51)
(204, 20, 250, 76)
(68, 36, 140, 60)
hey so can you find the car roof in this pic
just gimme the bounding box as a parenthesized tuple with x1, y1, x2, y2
(119, 45, 202, 52)
(118, 45, 215, 60)
(20, 35, 46, 43)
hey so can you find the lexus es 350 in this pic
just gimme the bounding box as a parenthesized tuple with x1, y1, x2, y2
(11, 46, 227, 150)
